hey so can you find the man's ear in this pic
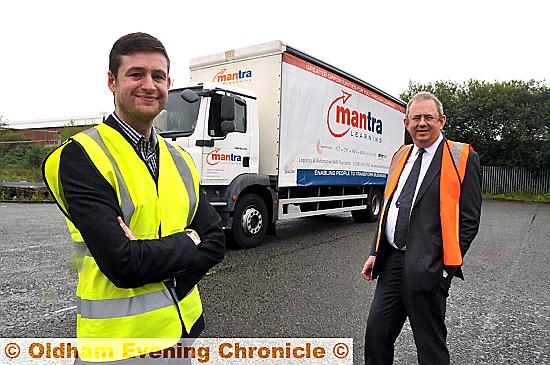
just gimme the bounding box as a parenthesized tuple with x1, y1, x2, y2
(108, 71, 116, 93)
(167, 76, 172, 89)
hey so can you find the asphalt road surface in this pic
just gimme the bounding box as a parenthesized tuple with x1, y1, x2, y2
(1, 200, 549, 364)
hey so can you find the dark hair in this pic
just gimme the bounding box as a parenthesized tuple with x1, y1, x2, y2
(109, 32, 170, 78)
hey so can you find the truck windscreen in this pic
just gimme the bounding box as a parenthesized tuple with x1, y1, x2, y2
(153, 90, 200, 137)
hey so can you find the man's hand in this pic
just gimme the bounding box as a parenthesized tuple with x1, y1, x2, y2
(117, 216, 136, 240)
(361, 255, 376, 281)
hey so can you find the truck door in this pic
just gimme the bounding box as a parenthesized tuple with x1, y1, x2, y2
(200, 92, 251, 186)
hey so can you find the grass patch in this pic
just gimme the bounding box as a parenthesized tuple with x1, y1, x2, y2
(483, 191, 550, 203)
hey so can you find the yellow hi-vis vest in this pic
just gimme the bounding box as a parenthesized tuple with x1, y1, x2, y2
(375, 140, 471, 266)
(43, 123, 201, 360)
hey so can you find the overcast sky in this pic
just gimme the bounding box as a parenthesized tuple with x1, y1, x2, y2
(2, 0, 548, 123)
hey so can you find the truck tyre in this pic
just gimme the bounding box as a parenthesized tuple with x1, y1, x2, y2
(232, 193, 268, 249)
(351, 187, 383, 223)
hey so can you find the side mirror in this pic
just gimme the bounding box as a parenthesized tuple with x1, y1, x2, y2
(221, 120, 236, 134)
(220, 95, 235, 121)
(180, 89, 199, 103)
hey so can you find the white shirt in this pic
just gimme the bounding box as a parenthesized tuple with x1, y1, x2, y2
(385, 133, 443, 250)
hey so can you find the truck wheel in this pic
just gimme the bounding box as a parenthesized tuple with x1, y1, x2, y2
(232, 193, 268, 249)
(351, 187, 383, 223)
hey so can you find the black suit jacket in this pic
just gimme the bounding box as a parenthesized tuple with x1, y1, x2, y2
(371, 138, 482, 290)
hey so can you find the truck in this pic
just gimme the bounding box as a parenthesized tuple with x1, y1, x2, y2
(153, 40, 406, 248)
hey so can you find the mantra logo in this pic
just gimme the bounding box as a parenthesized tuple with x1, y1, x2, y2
(212, 68, 252, 83)
(206, 148, 243, 165)
(326, 91, 383, 138)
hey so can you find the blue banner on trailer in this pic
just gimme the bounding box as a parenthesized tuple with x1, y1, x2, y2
(296, 169, 387, 186)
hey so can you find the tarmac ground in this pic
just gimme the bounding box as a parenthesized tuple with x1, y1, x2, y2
(1, 200, 549, 364)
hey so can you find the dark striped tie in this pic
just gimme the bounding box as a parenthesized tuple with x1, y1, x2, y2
(394, 148, 425, 249)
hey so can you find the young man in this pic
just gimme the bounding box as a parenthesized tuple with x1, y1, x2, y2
(361, 92, 482, 364)
(43, 32, 225, 361)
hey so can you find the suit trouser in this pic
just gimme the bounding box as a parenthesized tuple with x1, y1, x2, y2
(364, 248, 453, 365)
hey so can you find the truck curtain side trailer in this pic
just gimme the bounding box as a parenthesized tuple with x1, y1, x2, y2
(154, 40, 406, 248)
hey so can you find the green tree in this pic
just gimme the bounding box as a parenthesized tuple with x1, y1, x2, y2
(0, 117, 96, 183)
(0, 115, 27, 153)
(401, 80, 550, 171)
(0, 115, 49, 182)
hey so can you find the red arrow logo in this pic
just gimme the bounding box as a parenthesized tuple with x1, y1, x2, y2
(206, 148, 222, 165)
(212, 68, 227, 82)
(327, 91, 352, 138)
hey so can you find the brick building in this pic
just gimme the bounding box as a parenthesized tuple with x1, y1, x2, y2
(6, 114, 105, 147)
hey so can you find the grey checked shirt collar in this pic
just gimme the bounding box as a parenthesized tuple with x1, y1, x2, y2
(111, 112, 158, 178)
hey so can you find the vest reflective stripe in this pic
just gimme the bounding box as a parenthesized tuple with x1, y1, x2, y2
(440, 141, 469, 265)
(375, 145, 412, 252)
(385, 144, 411, 198)
(73, 242, 90, 258)
(78, 289, 173, 319)
(72, 242, 89, 271)
(375, 140, 471, 266)
(81, 128, 135, 223)
(77, 287, 198, 319)
(165, 142, 197, 221)
(43, 123, 203, 360)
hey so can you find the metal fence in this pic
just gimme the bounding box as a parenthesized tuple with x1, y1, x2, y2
(481, 166, 550, 194)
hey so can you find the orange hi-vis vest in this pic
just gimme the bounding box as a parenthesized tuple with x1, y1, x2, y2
(375, 140, 472, 266)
